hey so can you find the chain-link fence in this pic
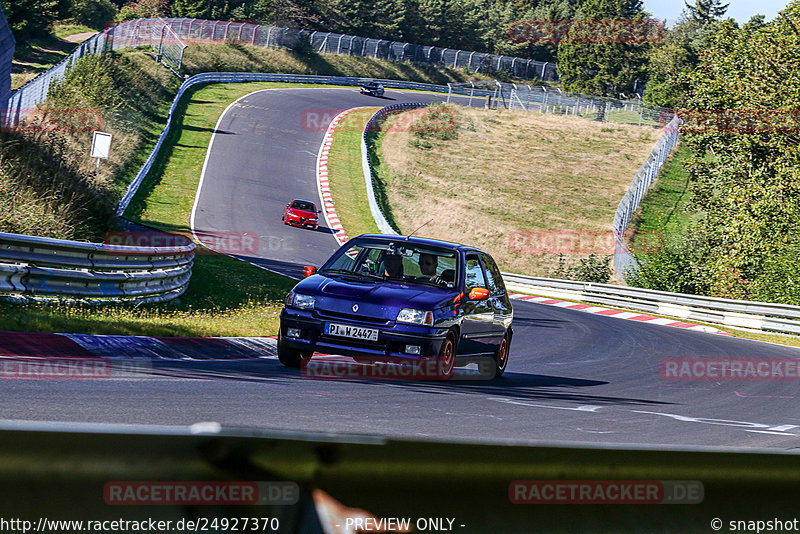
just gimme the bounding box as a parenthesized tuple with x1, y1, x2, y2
(139, 19, 558, 81)
(612, 115, 681, 280)
(3, 17, 560, 129)
(0, 4, 14, 111)
(447, 81, 675, 128)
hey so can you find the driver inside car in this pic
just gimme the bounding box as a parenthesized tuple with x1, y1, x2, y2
(417, 253, 444, 285)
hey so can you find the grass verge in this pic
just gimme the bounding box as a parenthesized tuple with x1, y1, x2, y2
(628, 143, 697, 248)
(325, 108, 382, 238)
(372, 105, 660, 276)
(0, 81, 307, 337)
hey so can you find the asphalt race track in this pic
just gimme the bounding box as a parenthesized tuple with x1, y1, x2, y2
(4, 88, 800, 451)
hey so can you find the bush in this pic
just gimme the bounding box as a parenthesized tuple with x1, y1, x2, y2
(548, 254, 612, 283)
(625, 232, 712, 295)
(69, 0, 116, 30)
(0, 0, 57, 40)
(117, 0, 167, 21)
(411, 104, 458, 142)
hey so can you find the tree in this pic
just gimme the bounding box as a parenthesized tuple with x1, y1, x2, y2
(69, 0, 117, 30)
(0, 0, 57, 40)
(631, 2, 800, 303)
(684, 0, 729, 25)
(557, 0, 651, 95)
(170, 0, 209, 19)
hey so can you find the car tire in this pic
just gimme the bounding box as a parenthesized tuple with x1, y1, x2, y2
(480, 332, 510, 379)
(277, 334, 312, 368)
(437, 332, 457, 379)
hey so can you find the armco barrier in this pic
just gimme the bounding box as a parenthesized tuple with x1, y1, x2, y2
(502, 273, 800, 335)
(361, 103, 428, 236)
(0, 231, 194, 303)
(116, 72, 454, 216)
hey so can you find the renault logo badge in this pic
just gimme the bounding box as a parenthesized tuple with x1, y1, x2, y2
(352, 304, 359, 312)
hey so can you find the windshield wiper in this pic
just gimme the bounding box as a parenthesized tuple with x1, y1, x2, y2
(320, 268, 383, 281)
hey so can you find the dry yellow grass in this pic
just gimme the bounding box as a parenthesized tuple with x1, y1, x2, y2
(377, 106, 661, 275)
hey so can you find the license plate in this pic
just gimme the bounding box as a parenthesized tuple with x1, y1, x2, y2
(326, 323, 379, 341)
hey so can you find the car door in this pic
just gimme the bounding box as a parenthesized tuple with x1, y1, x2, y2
(480, 252, 512, 350)
(457, 252, 495, 355)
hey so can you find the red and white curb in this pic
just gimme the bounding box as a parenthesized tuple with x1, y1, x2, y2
(0, 331, 279, 361)
(317, 108, 371, 247)
(508, 293, 732, 336)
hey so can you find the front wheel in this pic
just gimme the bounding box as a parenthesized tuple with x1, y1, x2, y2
(277, 334, 312, 368)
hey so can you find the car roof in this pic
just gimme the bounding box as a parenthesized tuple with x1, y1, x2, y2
(354, 233, 489, 255)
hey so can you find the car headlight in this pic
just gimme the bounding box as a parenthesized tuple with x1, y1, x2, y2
(396, 308, 434, 326)
(286, 291, 315, 310)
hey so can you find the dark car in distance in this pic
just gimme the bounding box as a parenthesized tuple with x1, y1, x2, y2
(359, 82, 385, 97)
(278, 234, 513, 379)
(282, 199, 320, 230)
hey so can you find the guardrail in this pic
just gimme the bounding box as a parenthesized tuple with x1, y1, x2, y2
(117, 72, 456, 216)
(361, 103, 428, 236)
(502, 272, 800, 335)
(0, 231, 195, 303)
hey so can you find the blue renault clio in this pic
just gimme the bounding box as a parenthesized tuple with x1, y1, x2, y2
(278, 234, 513, 379)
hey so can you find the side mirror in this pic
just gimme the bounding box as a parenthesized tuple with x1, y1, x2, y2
(317, 209, 322, 213)
(302, 266, 317, 278)
(468, 287, 490, 301)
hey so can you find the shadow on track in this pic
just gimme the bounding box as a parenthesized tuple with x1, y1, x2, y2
(135, 357, 673, 408)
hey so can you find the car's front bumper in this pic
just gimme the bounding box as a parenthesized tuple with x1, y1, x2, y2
(280, 308, 448, 362)
(286, 217, 318, 229)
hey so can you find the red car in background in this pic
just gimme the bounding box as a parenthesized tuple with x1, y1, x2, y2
(282, 199, 321, 230)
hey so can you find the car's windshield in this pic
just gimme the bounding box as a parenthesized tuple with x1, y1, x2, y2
(291, 200, 315, 211)
(321, 239, 458, 288)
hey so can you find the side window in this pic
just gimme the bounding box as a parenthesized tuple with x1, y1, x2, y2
(481, 253, 506, 296)
(464, 254, 486, 290)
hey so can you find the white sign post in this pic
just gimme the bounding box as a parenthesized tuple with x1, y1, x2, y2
(91, 131, 112, 172)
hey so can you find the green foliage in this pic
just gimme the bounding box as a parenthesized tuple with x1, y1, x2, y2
(549, 254, 612, 283)
(556, 0, 650, 96)
(684, 0, 729, 25)
(0, 0, 57, 40)
(643, 13, 727, 108)
(68, 0, 116, 30)
(626, 233, 712, 294)
(117, 0, 168, 20)
(631, 2, 800, 305)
